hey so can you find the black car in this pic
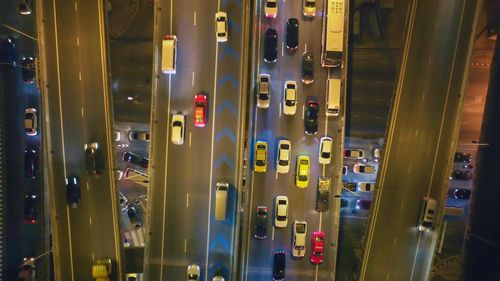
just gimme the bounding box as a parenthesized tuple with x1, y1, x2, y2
(272, 251, 286, 280)
(21, 56, 35, 83)
(24, 193, 38, 224)
(355, 199, 372, 210)
(316, 177, 330, 212)
(84, 142, 103, 176)
(301, 52, 314, 84)
(24, 147, 38, 179)
(450, 170, 473, 180)
(264, 28, 278, 63)
(286, 18, 299, 51)
(454, 152, 472, 163)
(122, 151, 149, 168)
(343, 181, 357, 192)
(127, 207, 143, 229)
(448, 188, 471, 199)
(254, 206, 268, 239)
(66, 176, 81, 208)
(304, 100, 319, 135)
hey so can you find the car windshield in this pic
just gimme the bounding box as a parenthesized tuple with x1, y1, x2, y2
(256, 160, 265, 166)
(321, 152, 330, 158)
(173, 121, 182, 127)
(279, 160, 288, 166)
(259, 93, 269, 100)
(296, 224, 306, 233)
(188, 274, 198, 280)
(281, 144, 290, 150)
(305, 1, 315, 7)
(277, 215, 286, 221)
(299, 175, 308, 181)
(267, 2, 277, 7)
(422, 221, 433, 227)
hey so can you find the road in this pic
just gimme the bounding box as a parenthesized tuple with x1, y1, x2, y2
(358, 0, 480, 280)
(143, 0, 246, 280)
(40, 0, 122, 280)
(243, 0, 345, 280)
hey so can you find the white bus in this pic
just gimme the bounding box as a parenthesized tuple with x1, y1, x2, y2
(321, 0, 345, 67)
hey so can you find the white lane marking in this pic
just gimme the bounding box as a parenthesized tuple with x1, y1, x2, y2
(414, 129, 419, 138)
(302, 105, 305, 119)
(428, 57, 432, 64)
(74, 2, 78, 11)
(394, 237, 398, 245)
(386, 272, 390, 281)
(281, 42, 284, 57)
(184, 238, 187, 253)
(271, 227, 275, 240)
(408, 165, 412, 174)
(304, 43, 308, 52)
(192, 71, 195, 87)
(279, 102, 282, 117)
(89, 217, 92, 226)
(194, 11, 197, 26)
(86, 181, 89, 191)
(318, 211, 323, 231)
(189, 132, 192, 147)
(400, 201, 405, 209)
(78, 72, 82, 81)
(91, 252, 95, 261)
(275, 171, 278, 180)
(186, 193, 189, 208)
(81, 107, 84, 116)
(76, 37, 79, 46)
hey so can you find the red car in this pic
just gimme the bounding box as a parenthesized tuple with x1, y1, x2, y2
(194, 93, 208, 127)
(310, 231, 325, 264)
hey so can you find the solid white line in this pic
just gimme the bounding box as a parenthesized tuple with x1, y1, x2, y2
(194, 11, 197, 26)
(192, 71, 195, 87)
(279, 102, 282, 117)
(189, 132, 192, 147)
(186, 193, 189, 208)
(271, 227, 275, 240)
(184, 238, 187, 253)
(314, 265, 319, 281)
(275, 171, 278, 180)
(304, 43, 308, 52)
(91, 252, 94, 261)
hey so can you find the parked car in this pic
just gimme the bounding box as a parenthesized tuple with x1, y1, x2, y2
(454, 152, 472, 163)
(316, 176, 330, 212)
(357, 182, 375, 192)
(304, 100, 319, 135)
(450, 170, 473, 180)
(129, 131, 150, 141)
(342, 165, 347, 175)
(373, 148, 383, 162)
(355, 199, 372, 210)
(448, 188, 471, 199)
(24, 108, 37, 136)
(295, 156, 310, 188)
(301, 52, 314, 84)
(194, 92, 208, 127)
(255, 206, 268, 239)
(21, 56, 35, 83)
(292, 221, 307, 257)
(273, 251, 286, 281)
(264, 29, 278, 63)
(1, 37, 17, 67)
(254, 141, 268, 172)
(343, 181, 356, 191)
(275, 196, 288, 228)
(257, 74, 271, 109)
(310, 231, 325, 264)
(66, 176, 81, 208)
(127, 206, 143, 229)
(303, 0, 317, 17)
(171, 113, 185, 145)
(187, 264, 200, 281)
(277, 139, 291, 174)
(353, 163, 376, 174)
(122, 151, 149, 169)
(24, 193, 37, 224)
(24, 146, 38, 178)
(84, 142, 103, 176)
(344, 149, 364, 159)
(114, 131, 121, 141)
(286, 18, 299, 51)
(265, 0, 278, 18)
(283, 81, 297, 115)
(318, 137, 332, 164)
(215, 11, 228, 42)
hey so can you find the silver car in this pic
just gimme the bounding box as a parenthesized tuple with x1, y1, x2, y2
(187, 264, 200, 281)
(257, 74, 270, 109)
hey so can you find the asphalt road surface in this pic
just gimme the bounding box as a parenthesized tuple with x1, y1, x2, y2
(358, 0, 479, 280)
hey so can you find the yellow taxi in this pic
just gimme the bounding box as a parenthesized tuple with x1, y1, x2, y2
(295, 155, 310, 188)
(254, 141, 268, 173)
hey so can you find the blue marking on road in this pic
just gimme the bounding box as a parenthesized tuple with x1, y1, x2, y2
(218, 73, 239, 89)
(216, 100, 238, 116)
(215, 127, 236, 143)
(210, 234, 231, 251)
(219, 44, 240, 61)
(215, 154, 235, 170)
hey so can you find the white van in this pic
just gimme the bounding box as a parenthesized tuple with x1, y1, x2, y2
(215, 182, 229, 221)
(418, 198, 437, 231)
(161, 35, 177, 74)
(326, 78, 341, 116)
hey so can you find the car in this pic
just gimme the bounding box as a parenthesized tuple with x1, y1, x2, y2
(277, 139, 291, 174)
(286, 18, 299, 51)
(24, 147, 38, 179)
(373, 148, 383, 161)
(187, 264, 200, 281)
(342, 165, 347, 175)
(254, 141, 268, 172)
(319, 137, 333, 164)
(304, 100, 319, 135)
(17, 257, 36, 280)
(274, 196, 288, 228)
(450, 170, 473, 180)
(303, 0, 317, 17)
(114, 131, 121, 141)
(171, 113, 185, 145)
(257, 74, 271, 109)
(84, 142, 103, 176)
(66, 176, 81, 208)
(255, 206, 268, 239)
(292, 221, 307, 257)
(21, 56, 35, 83)
(344, 149, 364, 159)
(215, 11, 228, 42)
(454, 152, 472, 163)
(295, 155, 310, 188)
(355, 199, 372, 210)
(24, 108, 37, 136)
(310, 231, 325, 264)
(127, 206, 143, 229)
(24, 193, 37, 223)
(282, 81, 297, 115)
(418, 198, 437, 231)
(122, 152, 149, 168)
(273, 251, 286, 280)
(19, 0, 32, 15)
(119, 192, 129, 211)
(448, 188, 471, 199)
(213, 276, 225, 281)
(343, 181, 356, 191)
(264, 28, 278, 63)
(316, 176, 330, 212)
(264, 0, 278, 18)
(194, 92, 208, 127)
(301, 52, 314, 84)
(353, 163, 376, 174)
(129, 131, 150, 141)
(357, 182, 375, 192)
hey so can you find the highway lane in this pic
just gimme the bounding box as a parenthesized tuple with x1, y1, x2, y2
(144, 0, 246, 280)
(40, 0, 122, 280)
(358, 0, 480, 280)
(244, 0, 344, 280)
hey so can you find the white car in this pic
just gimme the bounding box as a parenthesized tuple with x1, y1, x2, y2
(114, 131, 121, 141)
(264, 0, 278, 18)
(373, 148, 383, 162)
(344, 149, 364, 159)
(24, 108, 37, 136)
(357, 182, 375, 192)
(275, 196, 288, 228)
(283, 81, 297, 115)
(257, 74, 270, 109)
(171, 113, 185, 145)
(353, 163, 376, 174)
(342, 165, 347, 175)
(215, 11, 228, 42)
(277, 139, 291, 174)
(302, 0, 316, 17)
(187, 264, 200, 281)
(292, 221, 307, 257)
(318, 137, 332, 164)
